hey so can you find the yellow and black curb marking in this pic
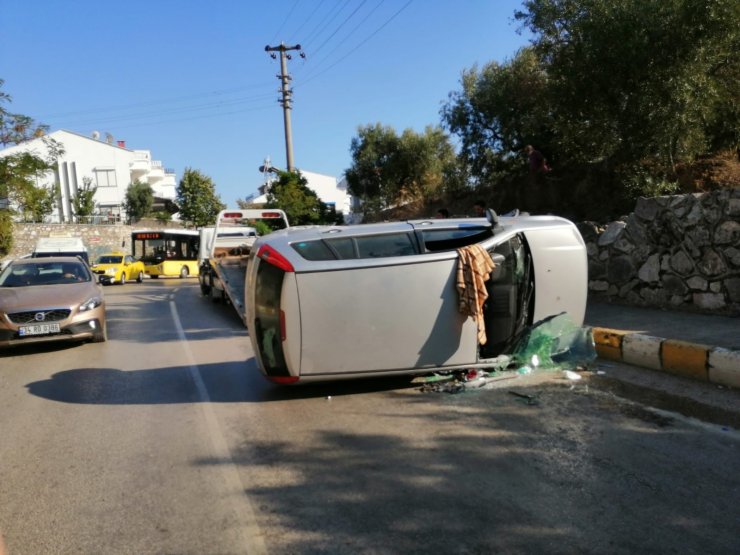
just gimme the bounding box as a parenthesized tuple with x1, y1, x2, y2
(592, 327, 740, 389)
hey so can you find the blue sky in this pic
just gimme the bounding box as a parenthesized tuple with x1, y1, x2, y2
(1, 0, 531, 207)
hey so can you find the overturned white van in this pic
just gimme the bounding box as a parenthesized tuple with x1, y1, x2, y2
(245, 211, 588, 384)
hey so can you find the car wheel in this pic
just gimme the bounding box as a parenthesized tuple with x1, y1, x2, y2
(120, 273, 127, 285)
(179, 266, 189, 279)
(200, 277, 211, 296)
(136, 272, 144, 283)
(209, 278, 220, 303)
(92, 323, 107, 343)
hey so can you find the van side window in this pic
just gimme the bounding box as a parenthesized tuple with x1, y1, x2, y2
(355, 233, 418, 258)
(326, 237, 355, 259)
(292, 240, 336, 261)
(421, 227, 493, 252)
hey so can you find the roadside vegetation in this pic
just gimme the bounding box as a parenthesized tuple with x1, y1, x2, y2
(346, 0, 739, 221)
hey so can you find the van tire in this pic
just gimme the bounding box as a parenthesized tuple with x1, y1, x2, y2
(179, 266, 189, 279)
(92, 323, 107, 343)
(136, 272, 144, 283)
(120, 273, 126, 285)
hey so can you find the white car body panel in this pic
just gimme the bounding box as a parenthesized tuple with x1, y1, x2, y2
(246, 214, 588, 383)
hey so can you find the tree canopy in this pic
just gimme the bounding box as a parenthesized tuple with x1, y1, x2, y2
(344, 124, 458, 218)
(438, 0, 740, 217)
(0, 80, 63, 253)
(71, 177, 97, 221)
(264, 170, 340, 225)
(123, 180, 154, 224)
(176, 168, 225, 228)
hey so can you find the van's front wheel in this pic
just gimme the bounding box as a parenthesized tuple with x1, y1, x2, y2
(179, 266, 189, 279)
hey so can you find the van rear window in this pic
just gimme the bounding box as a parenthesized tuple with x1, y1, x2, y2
(291, 232, 419, 261)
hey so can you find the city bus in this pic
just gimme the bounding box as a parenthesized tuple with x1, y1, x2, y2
(131, 229, 200, 278)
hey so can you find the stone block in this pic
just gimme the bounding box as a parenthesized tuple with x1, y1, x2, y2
(708, 349, 740, 388)
(697, 249, 726, 277)
(638, 254, 660, 283)
(687, 276, 708, 291)
(589, 280, 609, 292)
(598, 221, 626, 246)
(607, 256, 636, 284)
(592, 327, 627, 361)
(725, 278, 740, 303)
(714, 221, 740, 245)
(692, 292, 726, 310)
(670, 251, 694, 275)
(623, 334, 662, 370)
(662, 340, 710, 381)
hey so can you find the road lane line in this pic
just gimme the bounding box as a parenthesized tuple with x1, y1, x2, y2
(169, 298, 268, 555)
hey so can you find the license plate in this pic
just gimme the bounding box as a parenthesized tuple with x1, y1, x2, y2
(19, 323, 61, 336)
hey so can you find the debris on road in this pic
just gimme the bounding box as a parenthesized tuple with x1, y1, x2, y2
(508, 390, 539, 405)
(512, 312, 597, 370)
(417, 313, 596, 394)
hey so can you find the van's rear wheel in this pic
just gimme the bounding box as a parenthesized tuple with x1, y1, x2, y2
(179, 266, 189, 279)
(136, 272, 144, 283)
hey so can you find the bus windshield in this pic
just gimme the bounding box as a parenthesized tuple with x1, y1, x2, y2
(131, 231, 199, 264)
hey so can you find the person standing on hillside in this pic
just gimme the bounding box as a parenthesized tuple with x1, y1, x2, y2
(524, 145, 553, 212)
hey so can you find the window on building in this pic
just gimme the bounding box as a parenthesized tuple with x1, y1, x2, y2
(94, 169, 117, 188)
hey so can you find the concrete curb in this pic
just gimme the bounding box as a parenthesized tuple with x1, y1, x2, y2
(591, 327, 740, 389)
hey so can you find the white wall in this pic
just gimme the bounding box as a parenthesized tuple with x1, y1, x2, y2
(0, 130, 177, 223)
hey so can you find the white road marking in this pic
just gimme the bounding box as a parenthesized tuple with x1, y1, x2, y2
(169, 297, 268, 555)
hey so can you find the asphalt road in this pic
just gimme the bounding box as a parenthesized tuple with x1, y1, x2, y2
(1, 280, 739, 555)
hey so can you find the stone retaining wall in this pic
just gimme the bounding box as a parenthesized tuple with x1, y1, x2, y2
(1, 220, 182, 264)
(579, 189, 740, 314)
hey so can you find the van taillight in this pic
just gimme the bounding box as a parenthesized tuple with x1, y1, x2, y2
(267, 376, 300, 384)
(257, 244, 294, 272)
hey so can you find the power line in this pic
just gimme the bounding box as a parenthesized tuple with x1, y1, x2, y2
(286, 0, 327, 43)
(34, 83, 275, 120)
(311, 0, 368, 56)
(269, 0, 302, 44)
(53, 92, 276, 128)
(301, 0, 347, 46)
(94, 103, 276, 132)
(300, 0, 386, 75)
(298, 0, 413, 87)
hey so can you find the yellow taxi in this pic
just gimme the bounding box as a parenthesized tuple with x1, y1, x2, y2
(90, 252, 146, 285)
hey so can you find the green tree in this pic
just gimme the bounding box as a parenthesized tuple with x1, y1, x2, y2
(265, 170, 325, 226)
(71, 177, 97, 221)
(441, 48, 553, 183)
(514, 0, 740, 169)
(344, 124, 458, 218)
(176, 168, 225, 228)
(1, 80, 63, 252)
(123, 180, 154, 224)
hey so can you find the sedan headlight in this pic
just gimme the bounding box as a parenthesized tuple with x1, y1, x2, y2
(80, 296, 103, 312)
(105, 268, 116, 275)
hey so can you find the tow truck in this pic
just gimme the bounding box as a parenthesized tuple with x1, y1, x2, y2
(198, 208, 290, 325)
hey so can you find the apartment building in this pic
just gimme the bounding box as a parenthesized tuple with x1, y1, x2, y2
(0, 129, 177, 223)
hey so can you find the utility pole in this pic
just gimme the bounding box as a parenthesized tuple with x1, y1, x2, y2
(265, 43, 304, 172)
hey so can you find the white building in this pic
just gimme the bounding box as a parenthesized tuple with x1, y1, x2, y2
(0, 129, 177, 223)
(246, 167, 353, 222)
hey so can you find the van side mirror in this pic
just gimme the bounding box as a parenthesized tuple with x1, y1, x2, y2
(485, 208, 500, 227)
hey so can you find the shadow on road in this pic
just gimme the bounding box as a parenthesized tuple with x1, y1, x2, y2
(24, 360, 419, 404)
